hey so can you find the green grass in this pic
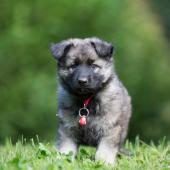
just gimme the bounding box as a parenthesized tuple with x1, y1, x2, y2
(0, 138, 169, 170)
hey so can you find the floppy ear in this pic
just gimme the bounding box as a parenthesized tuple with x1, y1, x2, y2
(50, 41, 72, 61)
(90, 38, 114, 59)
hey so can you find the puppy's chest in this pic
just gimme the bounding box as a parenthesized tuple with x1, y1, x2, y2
(70, 104, 102, 127)
(61, 100, 110, 144)
(71, 104, 105, 145)
(78, 123, 103, 145)
(70, 115, 103, 146)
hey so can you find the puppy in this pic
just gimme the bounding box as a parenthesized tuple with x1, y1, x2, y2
(50, 37, 131, 164)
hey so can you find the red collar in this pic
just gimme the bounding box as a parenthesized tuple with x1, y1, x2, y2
(83, 95, 94, 107)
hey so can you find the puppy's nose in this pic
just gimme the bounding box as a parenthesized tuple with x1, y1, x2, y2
(78, 78, 88, 85)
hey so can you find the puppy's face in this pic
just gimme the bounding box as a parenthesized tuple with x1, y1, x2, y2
(51, 38, 114, 95)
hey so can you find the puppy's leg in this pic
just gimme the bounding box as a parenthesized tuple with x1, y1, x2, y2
(57, 129, 78, 158)
(95, 125, 121, 165)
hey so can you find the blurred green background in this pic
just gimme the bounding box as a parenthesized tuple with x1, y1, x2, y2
(0, 0, 170, 143)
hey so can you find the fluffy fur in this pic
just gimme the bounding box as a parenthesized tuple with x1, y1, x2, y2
(50, 37, 131, 165)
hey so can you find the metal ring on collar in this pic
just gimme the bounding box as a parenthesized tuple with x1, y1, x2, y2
(79, 107, 89, 117)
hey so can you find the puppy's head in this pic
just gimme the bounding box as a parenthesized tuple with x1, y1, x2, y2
(50, 37, 115, 96)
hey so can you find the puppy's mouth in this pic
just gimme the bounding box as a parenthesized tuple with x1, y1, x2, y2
(73, 86, 96, 95)
(67, 82, 99, 96)
(78, 87, 91, 94)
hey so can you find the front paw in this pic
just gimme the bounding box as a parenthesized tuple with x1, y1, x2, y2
(58, 145, 77, 158)
(95, 149, 117, 165)
(57, 139, 78, 159)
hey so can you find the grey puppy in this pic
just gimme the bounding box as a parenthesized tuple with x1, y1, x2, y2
(50, 37, 131, 165)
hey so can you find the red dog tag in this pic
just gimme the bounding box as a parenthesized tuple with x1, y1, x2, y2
(79, 116, 87, 126)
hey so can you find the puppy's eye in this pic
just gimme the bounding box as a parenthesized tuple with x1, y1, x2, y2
(70, 64, 77, 68)
(68, 64, 78, 71)
(91, 64, 100, 69)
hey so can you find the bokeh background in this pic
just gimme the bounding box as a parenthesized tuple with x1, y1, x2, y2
(0, 0, 170, 143)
